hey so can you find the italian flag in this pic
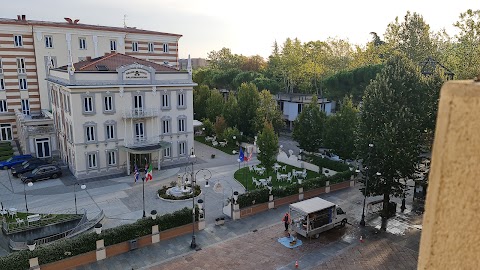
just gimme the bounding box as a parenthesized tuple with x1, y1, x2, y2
(145, 164, 153, 181)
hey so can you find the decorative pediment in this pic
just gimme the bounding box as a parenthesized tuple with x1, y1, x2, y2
(117, 63, 156, 81)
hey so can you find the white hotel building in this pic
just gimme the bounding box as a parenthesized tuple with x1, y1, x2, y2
(0, 15, 181, 162)
(47, 53, 195, 179)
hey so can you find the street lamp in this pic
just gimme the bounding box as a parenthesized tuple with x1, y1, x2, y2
(74, 183, 86, 214)
(184, 147, 212, 249)
(23, 181, 33, 214)
(360, 143, 374, 227)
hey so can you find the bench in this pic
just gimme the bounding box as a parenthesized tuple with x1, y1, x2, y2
(27, 214, 41, 223)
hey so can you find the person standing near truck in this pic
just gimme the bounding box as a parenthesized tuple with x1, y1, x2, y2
(282, 212, 290, 231)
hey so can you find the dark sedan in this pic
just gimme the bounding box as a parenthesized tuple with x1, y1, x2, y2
(11, 159, 48, 177)
(21, 164, 62, 183)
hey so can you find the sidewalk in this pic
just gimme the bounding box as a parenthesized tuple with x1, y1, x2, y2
(74, 185, 423, 270)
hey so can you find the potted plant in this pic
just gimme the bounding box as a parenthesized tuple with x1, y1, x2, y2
(215, 217, 225, 226)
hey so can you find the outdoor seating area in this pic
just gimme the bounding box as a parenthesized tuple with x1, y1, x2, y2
(236, 162, 321, 190)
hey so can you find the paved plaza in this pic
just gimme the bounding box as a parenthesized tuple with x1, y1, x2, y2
(1, 137, 423, 269)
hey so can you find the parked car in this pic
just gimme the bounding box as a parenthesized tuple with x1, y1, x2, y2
(0, 155, 33, 170)
(324, 151, 342, 162)
(11, 159, 48, 177)
(21, 164, 62, 183)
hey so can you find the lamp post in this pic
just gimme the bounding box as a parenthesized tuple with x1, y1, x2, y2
(184, 147, 212, 249)
(74, 183, 86, 214)
(23, 181, 33, 214)
(360, 143, 374, 227)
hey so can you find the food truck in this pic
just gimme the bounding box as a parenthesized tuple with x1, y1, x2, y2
(289, 197, 347, 238)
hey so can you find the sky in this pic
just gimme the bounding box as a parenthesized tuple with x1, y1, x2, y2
(2, 0, 479, 59)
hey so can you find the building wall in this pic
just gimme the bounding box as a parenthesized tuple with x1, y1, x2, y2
(1, 17, 182, 141)
(418, 80, 480, 269)
(0, 23, 42, 139)
(50, 77, 194, 179)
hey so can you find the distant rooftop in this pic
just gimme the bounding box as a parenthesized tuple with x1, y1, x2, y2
(0, 15, 182, 37)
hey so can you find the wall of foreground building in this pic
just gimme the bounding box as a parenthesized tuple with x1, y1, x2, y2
(418, 80, 480, 269)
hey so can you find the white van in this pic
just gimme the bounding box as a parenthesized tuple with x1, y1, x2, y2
(289, 197, 347, 238)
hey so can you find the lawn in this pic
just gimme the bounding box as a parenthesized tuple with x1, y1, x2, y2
(194, 135, 239, 155)
(2, 212, 83, 234)
(233, 162, 322, 191)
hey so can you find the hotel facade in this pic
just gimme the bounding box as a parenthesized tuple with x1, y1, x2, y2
(47, 53, 195, 179)
(0, 15, 182, 163)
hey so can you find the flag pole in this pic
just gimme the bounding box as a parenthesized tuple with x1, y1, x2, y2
(142, 157, 147, 218)
(142, 176, 146, 218)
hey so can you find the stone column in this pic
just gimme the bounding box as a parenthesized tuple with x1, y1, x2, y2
(96, 239, 106, 261)
(268, 194, 274, 209)
(151, 225, 160, 244)
(418, 80, 480, 269)
(325, 180, 330, 193)
(298, 187, 304, 201)
(232, 203, 240, 220)
(29, 257, 40, 270)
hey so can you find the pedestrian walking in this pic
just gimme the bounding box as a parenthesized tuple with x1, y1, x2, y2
(282, 212, 290, 231)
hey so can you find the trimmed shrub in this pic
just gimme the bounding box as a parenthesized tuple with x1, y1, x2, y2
(0, 207, 196, 270)
(306, 154, 351, 172)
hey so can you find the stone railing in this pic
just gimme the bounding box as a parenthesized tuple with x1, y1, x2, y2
(122, 108, 159, 119)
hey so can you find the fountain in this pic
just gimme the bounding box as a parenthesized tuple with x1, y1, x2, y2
(166, 176, 193, 198)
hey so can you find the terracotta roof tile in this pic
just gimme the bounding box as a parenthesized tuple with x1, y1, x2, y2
(58, 53, 180, 72)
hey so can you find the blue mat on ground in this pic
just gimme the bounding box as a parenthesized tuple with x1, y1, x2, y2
(278, 236, 303, 249)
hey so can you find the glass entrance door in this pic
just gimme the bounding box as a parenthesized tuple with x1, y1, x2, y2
(35, 138, 51, 158)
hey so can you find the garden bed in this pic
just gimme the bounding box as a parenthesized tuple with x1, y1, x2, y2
(194, 135, 239, 155)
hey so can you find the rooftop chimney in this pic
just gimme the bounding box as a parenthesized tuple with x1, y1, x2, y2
(86, 56, 92, 61)
(73, 19, 80, 24)
(17, 15, 21, 21)
(64, 18, 73, 24)
(21, 15, 26, 21)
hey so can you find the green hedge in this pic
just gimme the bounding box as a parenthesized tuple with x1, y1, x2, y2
(0, 207, 196, 270)
(0, 150, 14, 156)
(306, 154, 351, 172)
(237, 170, 352, 208)
(0, 155, 12, 161)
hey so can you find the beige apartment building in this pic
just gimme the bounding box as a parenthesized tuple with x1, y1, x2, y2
(47, 53, 195, 179)
(0, 15, 182, 160)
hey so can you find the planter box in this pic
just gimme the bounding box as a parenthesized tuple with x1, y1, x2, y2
(215, 218, 225, 226)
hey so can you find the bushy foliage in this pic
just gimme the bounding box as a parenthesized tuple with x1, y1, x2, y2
(0, 208, 195, 269)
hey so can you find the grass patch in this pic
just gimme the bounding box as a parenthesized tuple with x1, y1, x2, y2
(194, 135, 239, 155)
(2, 212, 83, 234)
(233, 162, 321, 191)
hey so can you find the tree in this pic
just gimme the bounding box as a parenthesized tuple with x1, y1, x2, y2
(450, 9, 480, 79)
(324, 96, 358, 159)
(292, 95, 326, 152)
(207, 47, 243, 70)
(237, 83, 260, 137)
(384, 11, 437, 64)
(214, 116, 228, 140)
(193, 85, 211, 121)
(356, 54, 440, 230)
(257, 121, 279, 173)
(222, 94, 239, 128)
(253, 90, 284, 134)
(205, 90, 224, 122)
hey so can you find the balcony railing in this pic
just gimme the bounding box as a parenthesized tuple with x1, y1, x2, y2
(124, 136, 160, 148)
(122, 108, 159, 119)
(25, 125, 55, 135)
